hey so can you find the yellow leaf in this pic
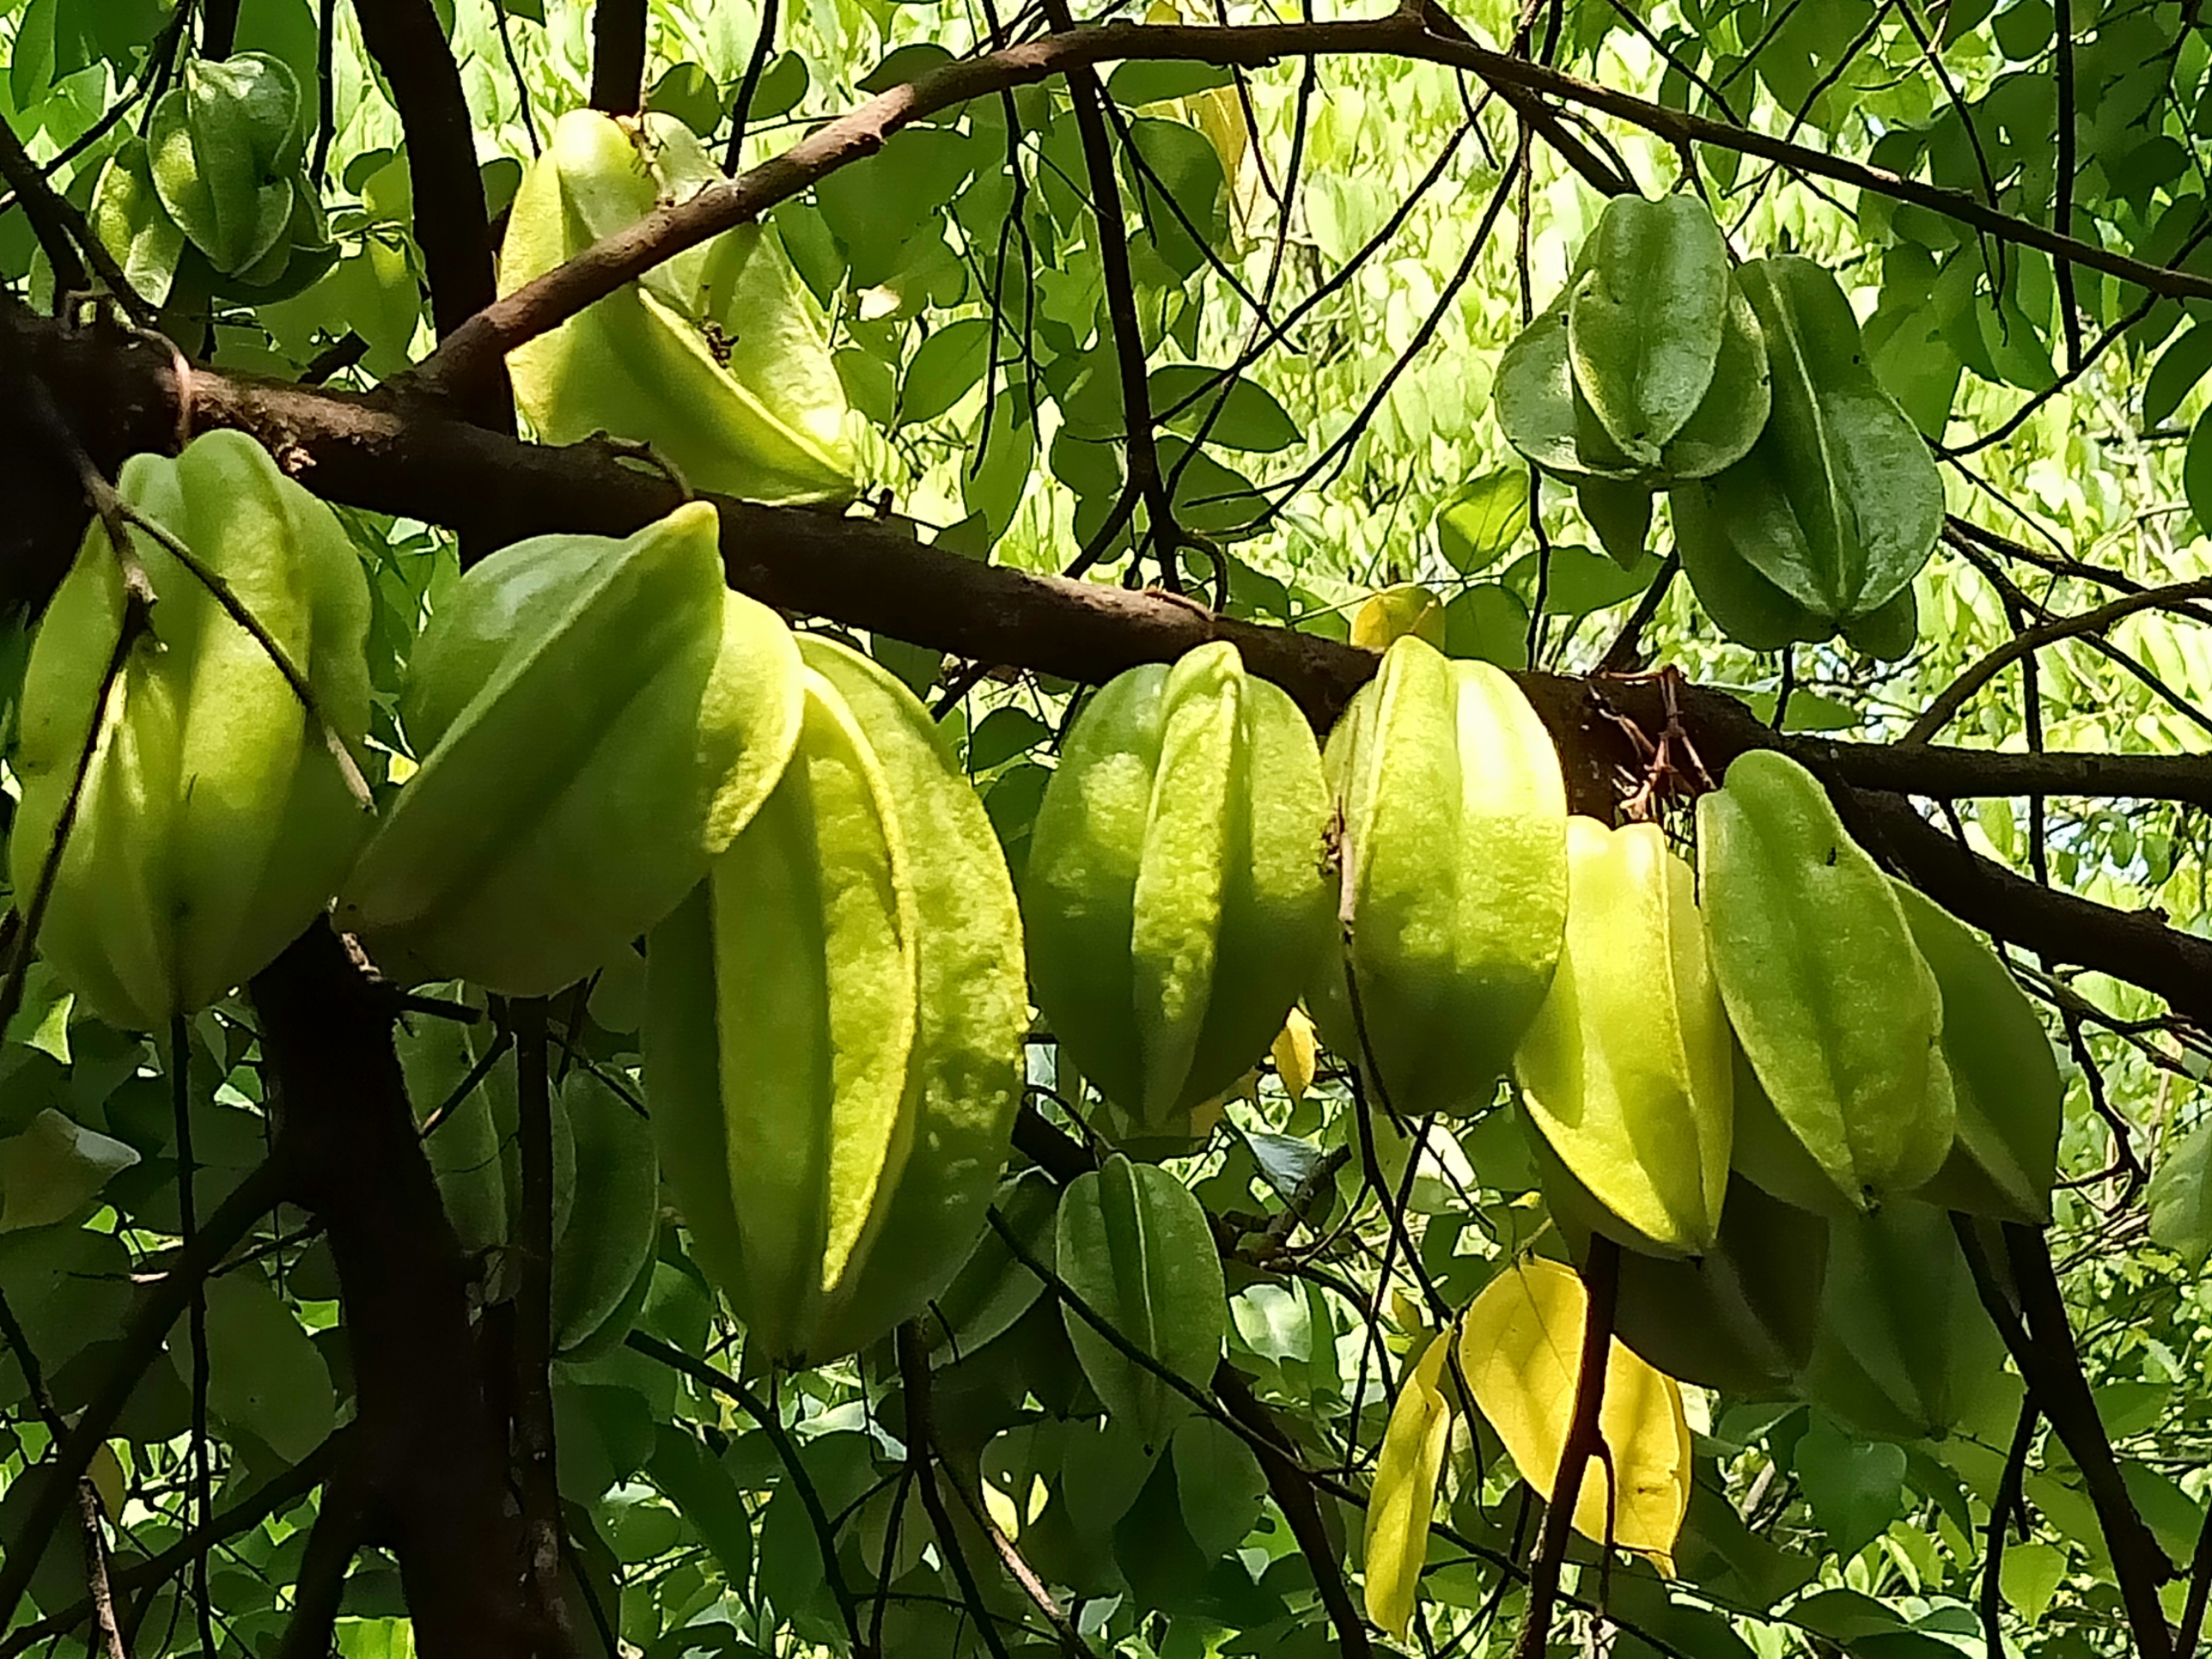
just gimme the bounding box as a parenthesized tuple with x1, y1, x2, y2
(1363, 1333, 1455, 1637)
(1351, 584, 1447, 652)
(1458, 1258, 1691, 1563)
(1273, 1007, 1317, 1104)
(90, 1443, 125, 1520)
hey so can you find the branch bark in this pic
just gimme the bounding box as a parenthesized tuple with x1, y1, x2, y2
(412, 13, 2212, 399)
(18, 311, 2212, 1032)
(590, 0, 649, 115)
(252, 922, 534, 1659)
(1513, 1236, 1621, 1659)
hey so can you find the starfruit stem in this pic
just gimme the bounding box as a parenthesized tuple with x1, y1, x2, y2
(109, 499, 377, 813)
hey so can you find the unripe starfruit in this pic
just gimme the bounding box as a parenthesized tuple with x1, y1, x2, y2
(1696, 751, 1954, 1211)
(501, 109, 855, 506)
(1514, 818, 1733, 1255)
(1796, 1200, 2007, 1441)
(644, 636, 1026, 1366)
(1025, 641, 1334, 1125)
(1310, 635, 1567, 1116)
(337, 500, 802, 995)
(1891, 879, 2062, 1225)
(13, 430, 372, 1029)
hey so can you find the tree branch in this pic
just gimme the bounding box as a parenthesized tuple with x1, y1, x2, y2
(20, 313, 2212, 1031)
(590, 0, 649, 114)
(252, 922, 533, 1659)
(1513, 1236, 1620, 1659)
(413, 14, 2212, 399)
(1953, 1216, 2173, 1659)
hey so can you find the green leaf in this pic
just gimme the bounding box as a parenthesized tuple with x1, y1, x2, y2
(2150, 1118, 2212, 1266)
(552, 1069, 659, 1356)
(647, 64, 723, 137)
(0, 1108, 137, 1231)
(648, 1424, 755, 1590)
(1150, 365, 1301, 453)
(1441, 582, 1530, 669)
(966, 705, 1050, 771)
(2185, 409, 2212, 538)
(1436, 469, 1529, 573)
(1792, 1422, 1907, 1559)
(901, 318, 992, 426)
(1507, 544, 1661, 617)
(1056, 1155, 1225, 1451)
(174, 1272, 338, 1461)
(1106, 61, 1235, 107)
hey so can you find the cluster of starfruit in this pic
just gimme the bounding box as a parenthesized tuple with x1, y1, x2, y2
(1514, 746, 2059, 1444)
(89, 53, 336, 309)
(14, 425, 1028, 1373)
(1495, 193, 1944, 659)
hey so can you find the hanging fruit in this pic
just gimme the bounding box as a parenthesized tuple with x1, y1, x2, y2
(644, 636, 1026, 1366)
(338, 500, 802, 996)
(1025, 641, 1334, 1126)
(500, 109, 857, 505)
(1670, 256, 1941, 658)
(1514, 818, 1733, 1255)
(13, 430, 372, 1029)
(1493, 193, 1771, 494)
(1891, 879, 2064, 1225)
(1310, 635, 1568, 1117)
(1795, 1201, 2007, 1441)
(1698, 752, 1955, 1212)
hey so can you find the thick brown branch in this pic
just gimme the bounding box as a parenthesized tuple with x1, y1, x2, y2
(253, 923, 532, 1659)
(589, 0, 649, 115)
(21, 317, 2212, 1030)
(413, 15, 2212, 398)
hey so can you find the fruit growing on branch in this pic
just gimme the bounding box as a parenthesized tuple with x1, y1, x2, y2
(13, 430, 372, 1029)
(644, 635, 1025, 1366)
(500, 109, 857, 505)
(1026, 640, 1334, 1125)
(338, 500, 801, 995)
(1310, 635, 1568, 1116)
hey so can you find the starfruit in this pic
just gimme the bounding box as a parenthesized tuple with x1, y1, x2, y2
(12, 431, 372, 1029)
(1025, 641, 1334, 1125)
(1670, 257, 1941, 651)
(337, 500, 802, 996)
(1310, 636, 1567, 1117)
(500, 109, 855, 506)
(644, 636, 1026, 1367)
(1891, 881, 2063, 1224)
(1363, 1331, 1455, 1638)
(1494, 194, 1770, 489)
(1054, 1153, 1224, 1451)
(1605, 1175, 1827, 1397)
(1697, 752, 1954, 1211)
(1795, 1200, 2006, 1442)
(1513, 819, 1733, 1255)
